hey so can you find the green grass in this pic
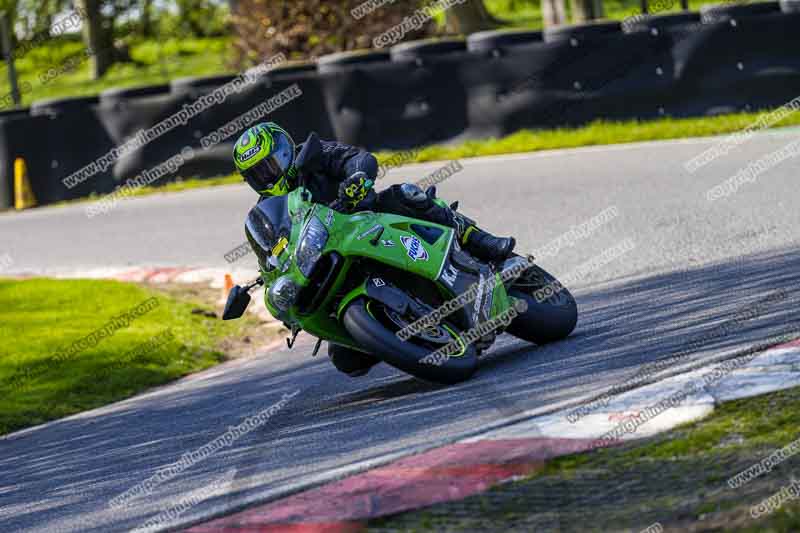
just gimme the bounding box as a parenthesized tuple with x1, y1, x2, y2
(485, 0, 737, 29)
(0, 36, 233, 107)
(542, 389, 800, 476)
(392, 112, 800, 164)
(122, 173, 244, 197)
(0, 278, 254, 436)
(369, 387, 800, 532)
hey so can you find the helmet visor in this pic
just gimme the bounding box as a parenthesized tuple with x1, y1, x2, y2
(241, 133, 294, 195)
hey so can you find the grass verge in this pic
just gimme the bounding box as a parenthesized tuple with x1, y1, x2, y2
(77, 107, 800, 203)
(0, 277, 267, 436)
(368, 387, 800, 532)
(395, 112, 800, 164)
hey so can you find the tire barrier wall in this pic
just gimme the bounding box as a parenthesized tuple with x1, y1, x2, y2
(1, 2, 798, 207)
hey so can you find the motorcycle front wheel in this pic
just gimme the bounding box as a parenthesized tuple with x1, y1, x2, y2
(343, 298, 478, 384)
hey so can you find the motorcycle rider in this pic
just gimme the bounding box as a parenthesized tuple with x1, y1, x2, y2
(233, 122, 516, 376)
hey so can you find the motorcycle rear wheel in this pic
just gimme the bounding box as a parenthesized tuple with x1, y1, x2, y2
(506, 263, 578, 344)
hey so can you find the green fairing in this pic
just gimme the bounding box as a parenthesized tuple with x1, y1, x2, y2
(259, 187, 513, 352)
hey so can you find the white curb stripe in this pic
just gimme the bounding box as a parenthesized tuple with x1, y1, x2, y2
(468, 340, 800, 443)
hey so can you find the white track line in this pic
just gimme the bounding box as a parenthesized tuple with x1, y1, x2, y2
(468, 340, 800, 442)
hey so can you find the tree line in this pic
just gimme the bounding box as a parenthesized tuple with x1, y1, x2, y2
(1, 0, 604, 80)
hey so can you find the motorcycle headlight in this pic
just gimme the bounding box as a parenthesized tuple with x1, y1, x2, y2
(268, 276, 299, 313)
(296, 216, 329, 277)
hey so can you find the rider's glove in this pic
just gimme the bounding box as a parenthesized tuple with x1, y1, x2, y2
(337, 171, 374, 209)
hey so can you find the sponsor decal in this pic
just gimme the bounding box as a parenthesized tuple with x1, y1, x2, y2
(401, 235, 429, 262)
(482, 281, 494, 322)
(381, 239, 395, 247)
(472, 273, 485, 324)
(240, 145, 260, 161)
(441, 265, 458, 287)
(358, 224, 383, 240)
(372, 277, 386, 287)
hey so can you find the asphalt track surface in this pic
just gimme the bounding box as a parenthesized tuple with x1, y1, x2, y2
(2, 129, 800, 532)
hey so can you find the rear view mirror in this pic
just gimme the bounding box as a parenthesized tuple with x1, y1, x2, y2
(222, 285, 251, 320)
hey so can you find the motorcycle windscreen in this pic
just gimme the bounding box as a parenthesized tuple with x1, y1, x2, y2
(245, 195, 291, 271)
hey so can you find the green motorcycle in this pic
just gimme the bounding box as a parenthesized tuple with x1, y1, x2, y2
(223, 137, 577, 384)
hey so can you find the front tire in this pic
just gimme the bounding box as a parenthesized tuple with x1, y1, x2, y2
(342, 299, 478, 384)
(506, 264, 578, 344)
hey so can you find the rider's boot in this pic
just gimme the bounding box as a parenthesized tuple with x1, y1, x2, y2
(454, 214, 516, 263)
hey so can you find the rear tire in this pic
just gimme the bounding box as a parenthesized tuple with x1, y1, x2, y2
(343, 299, 478, 384)
(506, 264, 578, 344)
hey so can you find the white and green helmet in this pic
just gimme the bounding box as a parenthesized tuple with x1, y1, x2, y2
(233, 122, 296, 196)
